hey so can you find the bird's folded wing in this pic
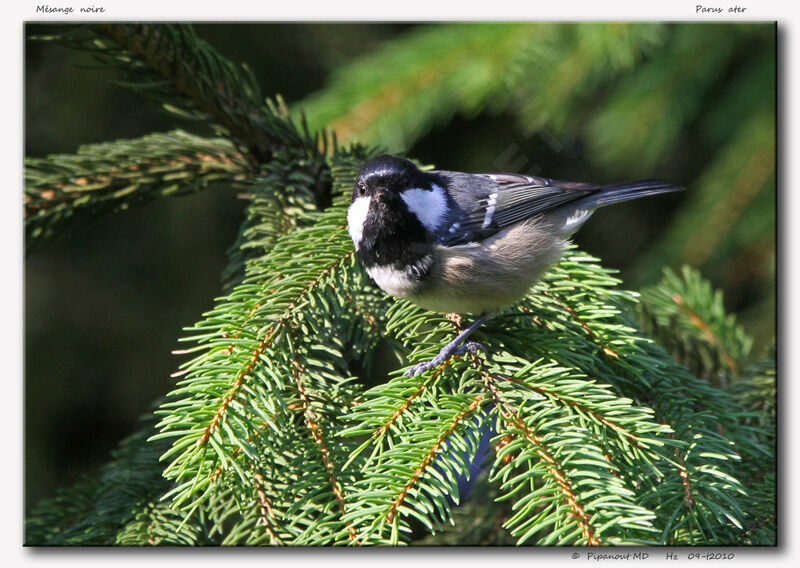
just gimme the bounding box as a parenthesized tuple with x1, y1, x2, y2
(437, 173, 597, 246)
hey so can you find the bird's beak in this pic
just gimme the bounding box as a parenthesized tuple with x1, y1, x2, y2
(375, 188, 394, 202)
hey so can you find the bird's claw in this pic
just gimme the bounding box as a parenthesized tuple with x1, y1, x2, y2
(453, 341, 487, 357)
(403, 341, 488, 377)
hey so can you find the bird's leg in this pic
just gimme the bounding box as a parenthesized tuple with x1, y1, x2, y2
(404, 313, 490, 377)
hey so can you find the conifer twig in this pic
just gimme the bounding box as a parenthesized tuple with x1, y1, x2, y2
(25, 130, 249, 249)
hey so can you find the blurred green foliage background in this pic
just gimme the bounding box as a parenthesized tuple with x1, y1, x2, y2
(25, 22, 775, 514)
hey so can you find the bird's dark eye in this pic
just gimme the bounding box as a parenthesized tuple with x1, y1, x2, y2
(357, 181, 367, 196)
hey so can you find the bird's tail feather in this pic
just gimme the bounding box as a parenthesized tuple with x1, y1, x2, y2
(581, 179, 684, 209)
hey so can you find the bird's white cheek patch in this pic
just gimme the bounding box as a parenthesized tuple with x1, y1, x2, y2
(347, 197, 371, 249)
(400, 185, 448, 230)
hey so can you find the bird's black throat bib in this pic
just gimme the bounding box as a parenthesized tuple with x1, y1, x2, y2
(356, 193, 432, 279)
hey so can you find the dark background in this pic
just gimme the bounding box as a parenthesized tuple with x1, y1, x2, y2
(24, 24, 775, 514)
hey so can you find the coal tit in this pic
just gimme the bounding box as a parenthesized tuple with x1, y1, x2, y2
(348, 155, 682, 376)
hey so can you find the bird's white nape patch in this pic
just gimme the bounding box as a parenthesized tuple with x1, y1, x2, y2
(400, 185, 448, 230)
(347, 196, 371, 249)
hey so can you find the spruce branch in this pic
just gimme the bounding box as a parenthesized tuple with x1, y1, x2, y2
(24, 130, 249, 251)
(410, 474, 516, 545)
(342, 249, 754, 545)
(221, 147, 327, 292)
(115, 500, 208, 546)
(469, 327, 676, 546)
(638, 266, 753, 383)
(583, 24, 740, 174)
(27, 216, 766, 545)
(512, 23, 667, 139)
(731, 348, 776, 437)
(27, 176, 769, 545)
(38, 24, 297, 161)
(24, 477, 98, 545)
(25, 150, 354, 546)
(298, 23, 666, 152)
(736, 472, 776, 546)
(725, 347, 776, 530)
(343, 384, 490, 544)
(299, 23, 546, 151)
(634, 271, 772, 509)
(496, 263, 752, 545)
(153, 153, 382, 545)
(24, 423, 201, 545)
(34, 24, 333, 206)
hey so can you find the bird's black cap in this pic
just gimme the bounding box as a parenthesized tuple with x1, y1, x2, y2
(357, 155, 419, 180)
(354, 155, 430, 198)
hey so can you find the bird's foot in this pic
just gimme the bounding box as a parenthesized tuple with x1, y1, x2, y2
(403, 341, 488, 377)
(403, 313, 491, 377)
